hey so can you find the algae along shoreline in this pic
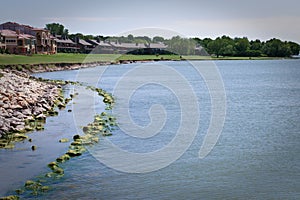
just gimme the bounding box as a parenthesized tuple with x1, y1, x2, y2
(0, 67, 117, 199)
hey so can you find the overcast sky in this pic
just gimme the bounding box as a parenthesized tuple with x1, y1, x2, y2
(1, 0, 300, 43)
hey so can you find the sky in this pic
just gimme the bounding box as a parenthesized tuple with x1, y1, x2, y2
(1, 0, 300, 43)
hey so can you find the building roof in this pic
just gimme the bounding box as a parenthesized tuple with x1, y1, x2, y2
(0, 22, 40, 36)
(78, 39, 93, 46)
(18, 34, 35, 39)
(89, 39, 112, 47)
(55, 38, 76, 44)
(0, 29, 36, 41)
(0, 22, 35, 30)
(111, 42, 147, 48)
(0, 29, 18, 37)
(149, 43, 168, 49)
(32, 28, 49, 32)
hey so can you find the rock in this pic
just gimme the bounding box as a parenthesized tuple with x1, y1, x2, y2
(36, 113, 46, 120)
(59, 138, 69, 143)
(18, 100, 28, 108)
(14, 133, 28, 139)
(10, 104, 22, 109)
(2, 97, 9, 103)
(9, 118, 24, 127)
(24, 180, 35, 187)
(22, 109, 32, 116)
(0, 120, 3, 128)
(0, 195, 20, 200)
(14, 125, 25, 132)
(41, 186, 49, 192)
(53, 166, 64, 174)
(42, 102, 51, 110)
(56, 154, 70, 163)
(47, 110, 58, 116)
(47, 162, 58, 170)
(73, 134, 80, 140)
(3, 103, 10, 109)
(13, 111, 25, 119)
(33, 107, 46, 116)
(66, 150, 82, 157)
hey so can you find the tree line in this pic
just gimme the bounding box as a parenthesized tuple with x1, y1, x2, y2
(46, 23, 300, 57)
(194, 36, 300, 57)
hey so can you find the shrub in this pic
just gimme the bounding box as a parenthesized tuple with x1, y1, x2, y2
(4, 48, 10, 54)
(16, 65, 23, 71)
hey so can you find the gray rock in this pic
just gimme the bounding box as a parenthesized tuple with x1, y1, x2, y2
(33, 106, 46, 116)
(22, 109, 32, 116)
(15, 124, 25, 131)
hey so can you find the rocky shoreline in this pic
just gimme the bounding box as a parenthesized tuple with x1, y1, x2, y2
(0, 59, 148, 148)
(1, 61, 114, 74)
(0, 69, 63, 146)
(1, 59, 154, 74)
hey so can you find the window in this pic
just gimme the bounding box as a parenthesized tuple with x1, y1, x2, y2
(18, 40, 23, 46)
(6, 39, 16, 43)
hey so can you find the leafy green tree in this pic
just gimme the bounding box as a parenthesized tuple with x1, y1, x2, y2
(153, 36, 165, 43)
(288, 41, 300, 55)
(250, 39, 262, 51)
(166, 36, 196, 55)
(133, 38, 147, 44)
(69, 33, 84, 40)
(45, 23, 68, 37)
(222, 44, 235, 56)
(200, 38, 213, 49)
(127, 34, 134, 42)
(135, 36, 151, 44)
(263, 38, 292, 57)
(83, 35, 94, 40)
(207, 37, 226, 57)
(193, 37, 201, 45)
(247, 39, 263, 56)
(234, 37, 250, 56)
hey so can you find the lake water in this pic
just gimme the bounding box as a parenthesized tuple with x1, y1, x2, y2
(1, 60, 299, 199)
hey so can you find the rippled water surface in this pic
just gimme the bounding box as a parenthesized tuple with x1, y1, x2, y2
(1, 60, 299, 199)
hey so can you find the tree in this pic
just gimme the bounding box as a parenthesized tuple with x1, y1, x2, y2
(166, 36, 196, 55)
(234, 37, 250, 56)
(200, 38, 213, 49)
(69, 33, 84, 40)
(222, 44, 235, 56)
(83, 35, 94, 40)
(135, 36, 151, 44)
(262, 38, 292, 57)
(127, 34, 134, 42)
(45, 23, 68, 37)
(153, 36, 165, 43)
(250, 39, 262, 51)
(288, 41, 300, 55)
(207, 37, 228, 57)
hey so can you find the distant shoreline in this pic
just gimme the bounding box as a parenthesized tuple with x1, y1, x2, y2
(0, 53, 298, 74)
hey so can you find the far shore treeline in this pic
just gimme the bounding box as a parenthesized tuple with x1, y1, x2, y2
(38, 23, 300, 57)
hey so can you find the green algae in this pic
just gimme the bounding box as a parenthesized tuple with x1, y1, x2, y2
(2, 83, 117, 198)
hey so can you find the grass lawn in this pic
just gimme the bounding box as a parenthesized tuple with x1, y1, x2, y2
(0, 53, 121, 65)
(0, 53, 282, 65)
